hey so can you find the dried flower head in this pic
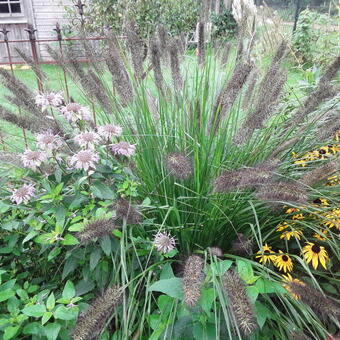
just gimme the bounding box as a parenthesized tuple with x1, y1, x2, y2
(72, 285, 123, 340)
(10, 184, 35, 205)
(97, 124, 123, 140)
(35, 92, 64, 109)
(36, 131, 63, 151)
(77, 219, 116, 244)
(232, 233, 253, 256)
(183, 255, 204, 307)
(223, 270, 257, 336)
(111, 141, 136, 157)
(70, 149, 99, 171)
(208, 246, 223, 257)
(74, 131, 101, 149)
(153, 231, 176, 254)
(113, 198, 141, 224)
(60, 103, 92, 123)
(21, 149, 47, 171)
(166, 152, 193, 180)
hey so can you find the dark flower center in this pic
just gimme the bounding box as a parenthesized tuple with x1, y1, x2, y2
(313, 198, 321, 204)
(311, 244, 321, 254)
(319, 149, 326, 154)
(264, 250, 270, 254)
(282, 255, 289, 262)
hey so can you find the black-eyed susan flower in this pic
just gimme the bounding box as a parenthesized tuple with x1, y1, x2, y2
(323, 209, 340, 230)
(302, 242, 329, 270)
(280, 229, 303, 241)
(312, 198, 329, 206)
(274, 251, 293, 273)
(282, 274, 305, 299)
(326, 174, 339, 186)
(292, 213, 304, 220)
(285, 207, 300, 214)
(255, 244, 276, 265)
(276, 221, 290, 232)
(313, 229, 329, 241)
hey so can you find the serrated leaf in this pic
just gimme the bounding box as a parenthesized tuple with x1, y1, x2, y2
(91, 181, 115, 199)
(68, 223, 83, 232)
(44, 322, 61, 340)
(53, 306, 78, 320)
(100, 235, 111, 256)
(90, 248, 102, 271)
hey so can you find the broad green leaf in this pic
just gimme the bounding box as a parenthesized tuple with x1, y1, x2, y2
(68, 223, 83, 232)
(91, 181, 115, 199)
(22, 230, 39, 244)
(160, 263, 175, 279)
(46, 293, 55, 311)
(44, 322, 61, 340)
(255, 301, 273, 328)
(210, 260, 232, 276)
(100, 235, 111, 256)
(75, 279, 95, 296)
(47, 247, 61, 261)
(53, 306, 78, 320)
(0, 289, 15, 302)
(22, 304, 46, 317)
(61, 234, 79, 246)
(247, 286, 259, 303)
(236, 259, 254, 282)
(90, 248, 102, 271)
(62, 281, 75, 300)
(199, 288, 216, 315)
(42, 311, 53, 325)
(147, 278, 183, 299)
(1, 221, 20, 231)
(4, 326, 20, 340)
(34, 233, 54, 245)
(23, 322, 43, 335)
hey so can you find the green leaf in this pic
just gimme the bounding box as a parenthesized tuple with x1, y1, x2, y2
(46, 293, 55, 311)
(22, 230, 39, 244)
(23, 322, 43, 335)
(68, 223, 83, 232)
(236, 259, 254, 282)
(247, 286, 259, 303)
(4, 326, 20, 340)
(62, 256, 78, 280)
(75, 279, 95, 296)
(0, 289, 15, 302)
(61, 234, 79, 246)
(53, 306, 78, 320)
(147, 278, 183, 299)
(210, 260, 232, 276)
(62, 281, 75, 300)
(100, 235, 111, 256)
(91, 181, 115, 199)
(199, 288, 216, 315)
(44, 322, 61, 340)
(34, 233, 54, 245)
(160, 263, 175, 279)
(1, 221, 20, 231)
(90, 248, 102, 271)
(41, 311, 53, 325)
(22, 304, 46, 317)
(255, 301, 273, 328)
(47, 247, 61, 261)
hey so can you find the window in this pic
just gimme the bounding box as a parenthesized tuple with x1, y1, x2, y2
(0, 0, 23, 16)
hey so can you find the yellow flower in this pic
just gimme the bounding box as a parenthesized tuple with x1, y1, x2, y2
(292, 213, 304, 220)
(276, 221, 290, 232)
(285, 207, 300, 214)
(255, 244, 276, 265)
(313, 229, 329, 241)
(326, 174, 339, 186)
(282, 274, 305, 299)
(280, 229, 303, 241)
(312, 198, 329, 206)
(302, 242, 329, 270)
(294, 159, 307, 167)
(274, 251, 293, 273)
(323, 209, 340, 230)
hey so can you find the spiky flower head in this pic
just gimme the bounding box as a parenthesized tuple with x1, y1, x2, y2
(302, 242, 329, 270)
(223, 270, 257, 336)
(153, 231, 176, 254)
(77, 219, 116, 244)
(36, 131, 63, 151)
(74, 131, 101, 149)
(35, 92, 64, 109)
(10, 184, 35, 205)
(166, 152, 193, 180)
(97, 124, 123, 140)
(287, 281, 340, 321)
(72, 285, 123, 340)
(21, 149, 47, 171)
(60, 103, 92, 123)
(111, 141, 136, 157)
(113, 198, 141, 224)
(231, 233, 253, 256)
(70, 149, 99, 171)
(183, 255, 204, 307)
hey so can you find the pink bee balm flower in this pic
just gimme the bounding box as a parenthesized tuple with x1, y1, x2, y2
(74, 131, 100, 149)
(35, 92, 64, 109)
(36, 131, 63, 151)
(153, 232, 176, 254)
(98, 124, 123, 140)
(70, 150, 99, 171)
(60, 103, 92, 123)
(10, 184, 36, 205)
(21, 149, 47, 170)
(111, 142, 136, 157)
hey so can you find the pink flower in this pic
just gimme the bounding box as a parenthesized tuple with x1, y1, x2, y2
(21, 149, 47, 170)
(10, 184, 35, 205)
(70, 149, 99, 171)
(111, 142, 136, 157)
(153, 232, 176, 254)
(35, 92, 64, 109)
(60, 103, 92, 123)
(74, 131, 100, 149)
(97, 124, 123, 140)
(36, 131, 63, 151)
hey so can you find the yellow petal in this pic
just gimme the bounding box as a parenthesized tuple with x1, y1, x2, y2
(312, 255, 318, 270)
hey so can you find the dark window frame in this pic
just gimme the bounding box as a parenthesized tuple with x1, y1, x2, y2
(0, 0, 24, 18)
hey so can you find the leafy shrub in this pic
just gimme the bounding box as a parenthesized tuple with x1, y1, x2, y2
(0, 23, 339, 340)
(212, 10, 238, 40)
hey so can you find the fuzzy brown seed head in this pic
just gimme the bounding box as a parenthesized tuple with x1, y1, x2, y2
(223, 270, 257, 336)
(231, 233, 253, 256)
(77, 219, 116, 244)
(208, 246, 223, 257)
(289, 330, 312, 340)
(166, 152, 193, 180)
(72, 285, 123, 340)
(183, 255, 204, 307)
(113, 198, 141, 224)
(301, 161, 338, 187)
